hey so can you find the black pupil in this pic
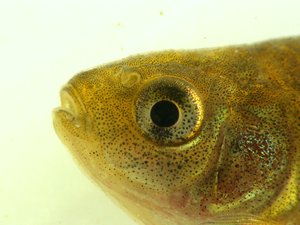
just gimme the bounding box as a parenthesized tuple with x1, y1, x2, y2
(150, 100, 179, 127)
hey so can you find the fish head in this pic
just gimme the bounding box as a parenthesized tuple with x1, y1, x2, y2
(53, 48, 298, 224)
(53, 52, 231, 210)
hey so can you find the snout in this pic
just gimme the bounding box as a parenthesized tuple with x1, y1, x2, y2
(52, 83, 87, 135)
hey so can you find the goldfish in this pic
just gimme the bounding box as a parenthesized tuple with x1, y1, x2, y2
(53, 37, 300, 225)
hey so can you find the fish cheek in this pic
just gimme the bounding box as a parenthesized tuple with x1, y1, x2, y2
(86, 86, 161, 181)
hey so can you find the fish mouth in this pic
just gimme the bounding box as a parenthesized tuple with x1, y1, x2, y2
(53, 84, 87, 130)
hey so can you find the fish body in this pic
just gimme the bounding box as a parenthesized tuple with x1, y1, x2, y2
(53, 37, 300, 225)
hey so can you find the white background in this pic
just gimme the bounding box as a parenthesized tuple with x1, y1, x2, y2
(0, 0, 299, 225)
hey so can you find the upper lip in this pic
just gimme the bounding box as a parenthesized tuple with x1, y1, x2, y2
(61, 84, 80, 117)
(53, 83, 87, 129)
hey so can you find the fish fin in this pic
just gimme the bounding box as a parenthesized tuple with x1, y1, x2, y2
(200, 213, 282, 225)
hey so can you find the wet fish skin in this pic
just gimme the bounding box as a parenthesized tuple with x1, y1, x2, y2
(53, 37, 300, 225)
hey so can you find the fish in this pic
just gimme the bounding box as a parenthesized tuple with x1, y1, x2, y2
(53, 37, 300, 225)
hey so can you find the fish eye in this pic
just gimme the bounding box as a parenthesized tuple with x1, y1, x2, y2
(150, 100, 179, 127)
(135, 76, 203, 146)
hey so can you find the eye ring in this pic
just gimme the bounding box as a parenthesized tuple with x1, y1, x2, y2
(135, 76, 203, 146)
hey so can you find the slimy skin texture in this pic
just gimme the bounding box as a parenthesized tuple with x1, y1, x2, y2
(53, 37, 300, 225)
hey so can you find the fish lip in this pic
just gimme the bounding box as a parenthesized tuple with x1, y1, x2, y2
(53, 83, 87, 129)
